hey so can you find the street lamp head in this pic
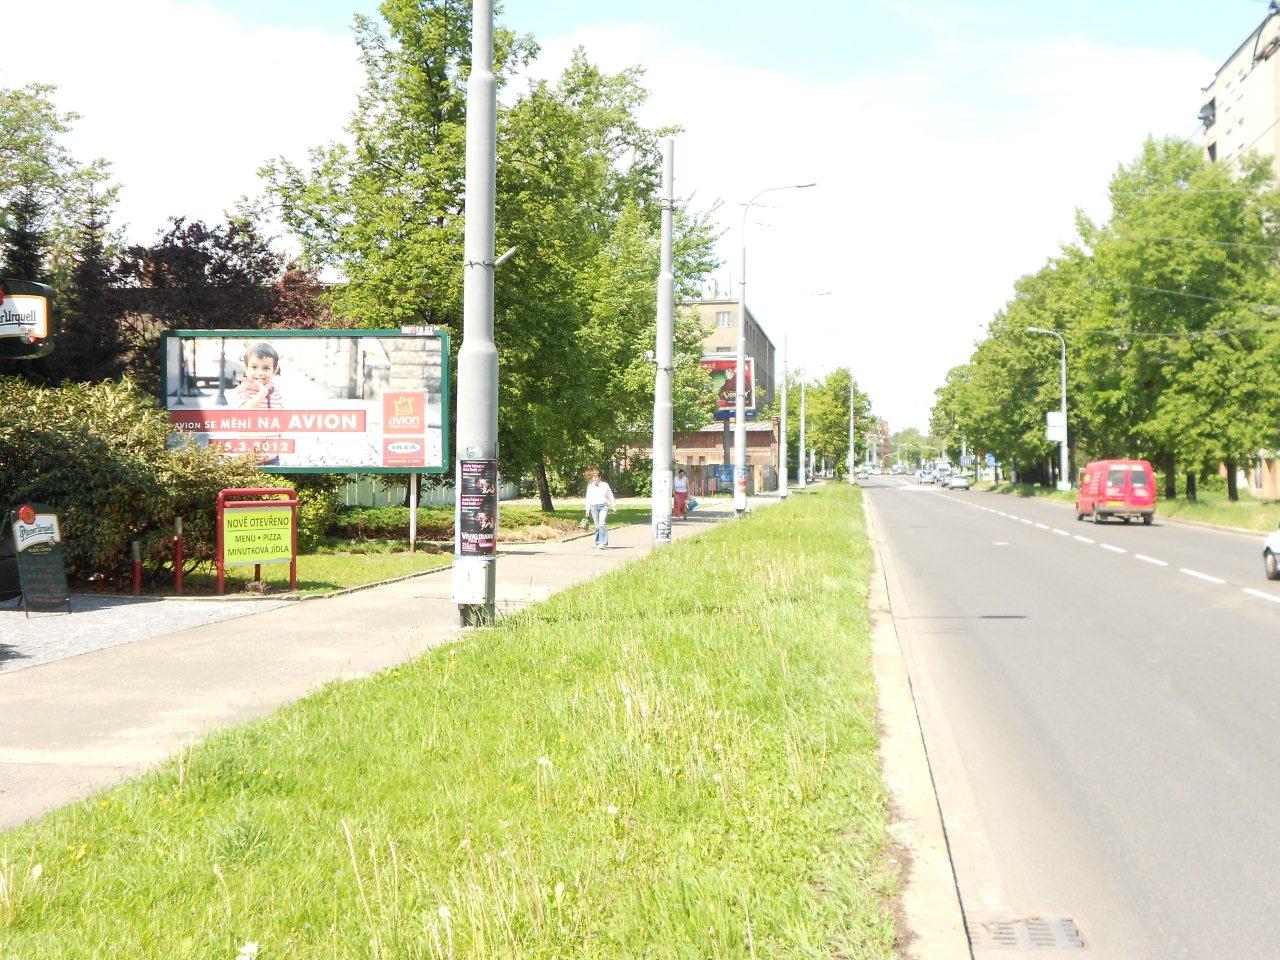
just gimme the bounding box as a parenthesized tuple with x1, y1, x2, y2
(795, 182, 817, 189)
(1026, 326, 1050, 335)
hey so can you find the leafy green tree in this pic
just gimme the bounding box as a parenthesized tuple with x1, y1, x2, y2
(265, 4, 718, 509)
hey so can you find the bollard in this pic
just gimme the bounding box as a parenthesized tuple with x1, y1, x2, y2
(131, 540, 142, 596)
(173, 517, 184, 596)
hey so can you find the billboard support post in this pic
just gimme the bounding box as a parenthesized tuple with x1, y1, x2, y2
(453, 0, 499, 625)
(651, 138, 675, 546)
(409, 473, 418, 552)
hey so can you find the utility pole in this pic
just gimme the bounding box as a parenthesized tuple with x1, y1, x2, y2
(651, 139, 675, 546)
(453, 0, 499, 626)
(798, 368, 807, 489)
(1027, 327, 1070, 491)
(737, 181, 815, 515)
(847, 371, 855, 483)
(779, 333, 789, 499)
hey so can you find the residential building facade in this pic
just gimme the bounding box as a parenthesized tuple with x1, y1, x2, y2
(1201, 11, 1280, 170)
(682, 297, 777, 409)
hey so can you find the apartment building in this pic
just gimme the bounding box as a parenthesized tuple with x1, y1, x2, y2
(1200, 11, 1280, 170)
(682, 297, 777, 409)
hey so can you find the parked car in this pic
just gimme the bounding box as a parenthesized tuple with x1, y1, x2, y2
(945, 473, 972, 490)
(1076, 459, 1156, 524)
(1264, 528, 1280, 580)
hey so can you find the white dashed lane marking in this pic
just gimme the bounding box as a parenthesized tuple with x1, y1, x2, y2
(1101, 544, 1127, 554)
(1243, 588, 1280, 605)
(1074, 535, 1095, 544)
(1052, 529, 1070, 537)
(1181, 568, 1225, 585)
(1034, 523, 1050, 530)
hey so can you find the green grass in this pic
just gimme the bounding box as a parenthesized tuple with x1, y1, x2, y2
(182, 550, 454, 597)
(0, 485, 897, 958)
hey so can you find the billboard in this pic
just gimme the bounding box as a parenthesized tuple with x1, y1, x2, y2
(162, 329, 450, 474)
(700, 355, 754, 421)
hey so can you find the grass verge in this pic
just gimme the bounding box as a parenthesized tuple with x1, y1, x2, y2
(978, 481, 1280, 532)
(0, 485, 897, 958)
(182, 550, 454, 597)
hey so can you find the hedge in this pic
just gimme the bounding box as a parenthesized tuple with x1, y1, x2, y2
(0, 377, 267, 584)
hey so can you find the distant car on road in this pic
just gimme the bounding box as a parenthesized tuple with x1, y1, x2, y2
(1076, 459, 1156, 525)
(945, 474, 972, 490)
(1264, 528, 1280, 580)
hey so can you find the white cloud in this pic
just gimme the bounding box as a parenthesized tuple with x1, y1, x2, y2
(6, 3, 1215, 430)
(1, 0, 361, 242)
(532, 26, 1214, 431)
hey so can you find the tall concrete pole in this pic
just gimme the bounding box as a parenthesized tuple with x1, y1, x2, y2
(736, 182, 815, 515)
(1028, 327, 1070, 491)
(779, 333, 788, 499)
(651, 139, 675, 545)
(847, 371, 855, 482)
(798, 370, 807, 489)
(453, 0, 498, 626)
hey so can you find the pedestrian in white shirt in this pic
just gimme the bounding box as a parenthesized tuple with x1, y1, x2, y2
(584, 469, 617, 549)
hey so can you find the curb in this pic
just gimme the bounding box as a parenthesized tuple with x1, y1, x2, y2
(976, 487, 1268, 540)
(863, 495, 972, 960)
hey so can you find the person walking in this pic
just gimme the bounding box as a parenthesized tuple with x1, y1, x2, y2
(585, 469, 617, 549)
(673, 468, 689, 519)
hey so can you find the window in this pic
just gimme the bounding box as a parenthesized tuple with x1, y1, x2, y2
(715, 310, 732, 328)
(1130, 466, 1149, 487)
(715, 345, 732, 352)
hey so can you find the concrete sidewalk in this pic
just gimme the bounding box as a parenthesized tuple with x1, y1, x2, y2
(0, 495, 779, 830)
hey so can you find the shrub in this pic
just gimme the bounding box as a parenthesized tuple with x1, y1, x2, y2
(0, 377, 265, 584)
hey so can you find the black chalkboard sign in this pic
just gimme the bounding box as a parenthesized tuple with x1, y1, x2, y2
(5, 504, 71, 615)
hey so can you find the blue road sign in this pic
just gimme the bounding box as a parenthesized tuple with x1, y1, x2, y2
(985, 452, 996, 467)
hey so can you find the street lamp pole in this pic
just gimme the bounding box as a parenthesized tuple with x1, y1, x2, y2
(651, 138, 675, 545)
(453, 0, 499, 626)
(780, 333, 789, 499)
(798, 369, 807, 489)
(1027, 326, 1070, 490)
(737, 181, 815, 515)
(847, 372, 855, 482)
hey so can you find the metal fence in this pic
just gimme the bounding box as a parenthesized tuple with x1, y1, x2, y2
(340, 478, 519, 508)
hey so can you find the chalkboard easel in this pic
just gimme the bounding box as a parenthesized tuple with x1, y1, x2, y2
(1, 505, 71, 616)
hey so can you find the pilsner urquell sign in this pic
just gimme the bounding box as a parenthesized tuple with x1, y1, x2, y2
(0, 280, 55, 360)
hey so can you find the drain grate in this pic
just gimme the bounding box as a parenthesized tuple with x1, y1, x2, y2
(978, 916, 1086, 950)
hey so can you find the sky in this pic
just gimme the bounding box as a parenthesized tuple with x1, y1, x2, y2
(2, 0, 1273, 430)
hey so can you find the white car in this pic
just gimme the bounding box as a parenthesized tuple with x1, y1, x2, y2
(1264, 528, 1280, 579)
(945, 474, 972, 490)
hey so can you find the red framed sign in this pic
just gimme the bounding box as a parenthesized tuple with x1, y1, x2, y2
(215, 487, 298, 595)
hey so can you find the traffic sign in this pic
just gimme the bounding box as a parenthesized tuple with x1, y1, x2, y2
(985, 452, 996, 467)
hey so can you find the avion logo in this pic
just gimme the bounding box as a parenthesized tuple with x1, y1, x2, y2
(383, 390, 426, 432)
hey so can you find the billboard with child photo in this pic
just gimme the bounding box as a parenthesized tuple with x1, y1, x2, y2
(161, 329, 450, 473)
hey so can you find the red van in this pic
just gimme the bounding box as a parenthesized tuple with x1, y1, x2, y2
(1075, 460, 1156, 525)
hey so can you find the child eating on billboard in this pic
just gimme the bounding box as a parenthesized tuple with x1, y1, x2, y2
(236, 342, 285, 409)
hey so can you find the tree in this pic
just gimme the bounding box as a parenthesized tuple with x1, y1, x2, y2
(43, 186, 124, 382)
(0, 183, 50, 282)
(116, 217, 284, 384)
(265, 5, 719, 508)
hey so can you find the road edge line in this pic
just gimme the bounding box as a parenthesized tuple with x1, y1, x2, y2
(862, 494, 973, 960)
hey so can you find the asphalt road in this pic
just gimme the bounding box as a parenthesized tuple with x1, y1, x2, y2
(865, 476, 1280, 960)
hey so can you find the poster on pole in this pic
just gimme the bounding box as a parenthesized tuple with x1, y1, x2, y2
(700, 355, 755, 421)
(162, 329, 450, 474)
(458, 460, 498, 556)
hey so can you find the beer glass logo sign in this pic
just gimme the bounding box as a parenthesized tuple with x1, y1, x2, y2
(0, 286, 49, 344)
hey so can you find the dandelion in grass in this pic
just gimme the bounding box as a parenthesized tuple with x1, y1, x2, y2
(235, 943, 260, 960)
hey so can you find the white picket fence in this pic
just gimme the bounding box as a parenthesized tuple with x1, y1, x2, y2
(340, 478, 520, 508)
